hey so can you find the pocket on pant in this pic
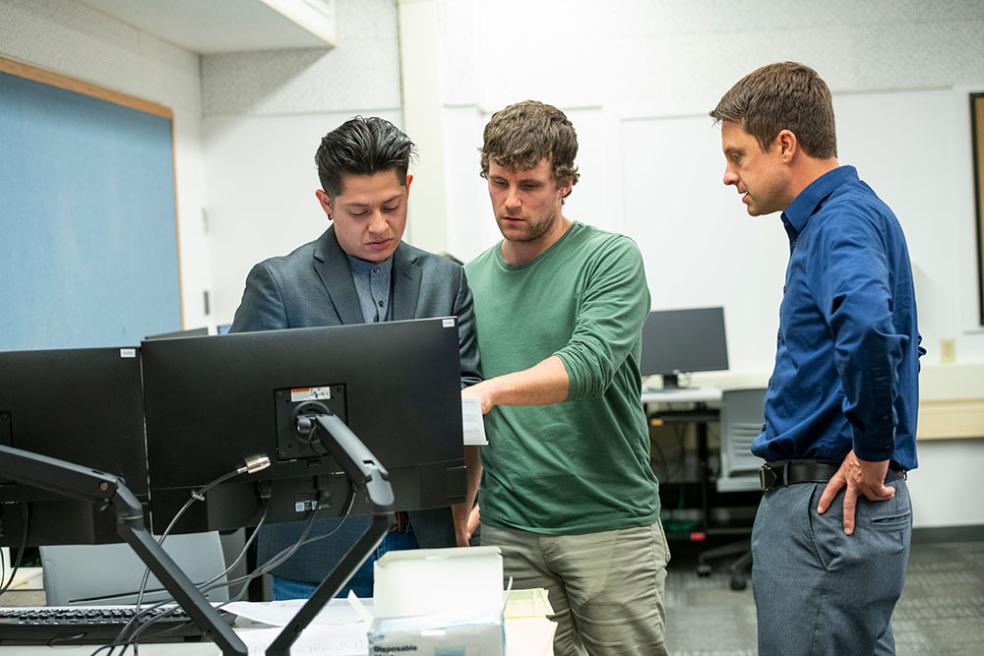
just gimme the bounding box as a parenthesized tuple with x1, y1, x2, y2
(867, 512, 911, 529)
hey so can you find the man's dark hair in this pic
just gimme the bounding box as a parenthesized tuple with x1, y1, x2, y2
(315, 116, 416, 197)
(710, 61, 837, 158)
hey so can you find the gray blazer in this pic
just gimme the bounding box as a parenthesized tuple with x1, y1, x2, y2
(230, 226, 481, 583)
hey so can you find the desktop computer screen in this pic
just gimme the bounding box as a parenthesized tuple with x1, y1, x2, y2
(0, 347, 148, 546)
(141, 317, 466, 535)
(641, 307, 729, 388)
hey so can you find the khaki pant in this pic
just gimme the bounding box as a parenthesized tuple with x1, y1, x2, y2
(482, 521, 670, 656)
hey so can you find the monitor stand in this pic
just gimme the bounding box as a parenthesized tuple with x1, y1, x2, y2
(0, 444, 246, 656)
(266, 408, 396, 656)
(661, 373, 686, 390)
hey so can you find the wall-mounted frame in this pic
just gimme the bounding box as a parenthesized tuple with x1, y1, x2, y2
(973, 93, 984, 326)
(0, 56, 184, 350)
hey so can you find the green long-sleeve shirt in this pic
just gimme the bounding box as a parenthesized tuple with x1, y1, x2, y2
(466, 222, 660, 534)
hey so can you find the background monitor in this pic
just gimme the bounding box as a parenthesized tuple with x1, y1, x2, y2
(142, 317, 466, 535)
(0, 347, 147, 546)
(144, 327, 209, 340)
(641, 307, 729, 388)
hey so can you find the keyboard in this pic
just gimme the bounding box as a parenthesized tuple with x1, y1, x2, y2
(0, 605, 234, 646)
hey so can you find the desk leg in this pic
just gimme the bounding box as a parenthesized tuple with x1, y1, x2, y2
(696, 403, 710, 535)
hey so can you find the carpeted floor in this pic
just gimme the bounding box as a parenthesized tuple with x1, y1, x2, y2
(664, 539, 984, 655)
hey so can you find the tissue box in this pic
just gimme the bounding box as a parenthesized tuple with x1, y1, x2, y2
(368, 546, 505, 656)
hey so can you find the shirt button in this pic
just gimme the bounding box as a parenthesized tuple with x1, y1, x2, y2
(378, 300, 384, 307)
(372, 267, 379, 274)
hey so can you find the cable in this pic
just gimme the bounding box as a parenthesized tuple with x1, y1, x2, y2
(123, 489, 354, 650)
(104, 458, 269, 655)
(0, 503, 29, 597)
(217, 486, 355, 605)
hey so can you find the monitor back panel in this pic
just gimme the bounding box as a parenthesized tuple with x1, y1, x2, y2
(142, 318, 465, 533)
(0, 347, 147, 545)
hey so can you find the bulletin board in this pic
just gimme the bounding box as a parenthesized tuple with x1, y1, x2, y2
(0, 57, 183, 351)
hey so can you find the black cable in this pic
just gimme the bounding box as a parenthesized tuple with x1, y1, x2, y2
(122, 489, 354, 651)
(217, 486, 355, 604)
(0, 503, 29, 597)
(101, 465, 256, 655)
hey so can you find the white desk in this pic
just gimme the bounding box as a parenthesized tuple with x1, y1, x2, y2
(641, 386, 722, 405)
(0, 617, 551, 655)
(0, 599, 553, 655)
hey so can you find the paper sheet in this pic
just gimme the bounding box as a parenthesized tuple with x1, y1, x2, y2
(237, 625, 367, 656)
(462, 397, 488, 445)
(223, 597, 372, 628)
(504, 588, 554, 619)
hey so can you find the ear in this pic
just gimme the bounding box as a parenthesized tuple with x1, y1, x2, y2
(776, 129, 798, 163)
(315, 189, 334, 221)
(557, 176, 573, 200)
(405, 173, 413, 195)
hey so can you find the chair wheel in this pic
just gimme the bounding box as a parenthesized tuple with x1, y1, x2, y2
(729, 576, 747, 591)
(696, 563, 712, 577)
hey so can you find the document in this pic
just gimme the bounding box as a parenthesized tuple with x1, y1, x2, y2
(223, 598, 372, 628)
(462, 397, 488, 445)
(504, 588, 554, 619)
(237, 626, 367, 656)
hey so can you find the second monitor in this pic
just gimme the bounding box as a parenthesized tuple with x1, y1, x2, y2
(641, 307, 729, 389)
(141, 317, 467, 535)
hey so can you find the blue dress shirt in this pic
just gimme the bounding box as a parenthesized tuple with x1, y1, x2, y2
(347, 255, 393, 323)
(752, 166, 922, 471)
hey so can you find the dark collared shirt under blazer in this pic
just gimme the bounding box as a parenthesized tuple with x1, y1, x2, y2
(230, 226, 481, 584)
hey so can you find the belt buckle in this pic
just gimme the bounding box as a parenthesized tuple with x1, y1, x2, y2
(758, 464, 779, 492)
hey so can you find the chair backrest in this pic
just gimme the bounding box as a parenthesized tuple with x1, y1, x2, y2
(717, 388, 767, 491)
(40, 531, 229, 606)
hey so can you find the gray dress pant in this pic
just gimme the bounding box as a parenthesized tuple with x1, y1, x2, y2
(752, 479, 911, 656)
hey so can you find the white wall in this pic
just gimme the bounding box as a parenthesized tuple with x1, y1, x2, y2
(425, 0, 984, 372)
(407, 0, 984, 526)
(201, 0, 403, 324)
(0, 0, 211, 330)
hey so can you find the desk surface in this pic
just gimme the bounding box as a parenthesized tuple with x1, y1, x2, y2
(0, 599, 553, 655)
(641, 387, 722, 404)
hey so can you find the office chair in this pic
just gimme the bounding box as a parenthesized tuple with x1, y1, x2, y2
(696, 388, 765, 590)
(40, 531, 229, 606)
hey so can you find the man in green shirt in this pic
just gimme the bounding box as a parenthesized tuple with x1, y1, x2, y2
(464, 100, 668, 656)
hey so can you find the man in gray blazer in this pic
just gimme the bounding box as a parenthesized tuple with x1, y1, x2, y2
(230, 116, 481, 600)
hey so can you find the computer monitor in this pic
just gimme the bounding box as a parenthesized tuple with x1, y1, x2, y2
(640, 307, 729, 388)
(145, 327, 209, 340)
(0, 347, 148, 546)
(141, 317, 466, 535)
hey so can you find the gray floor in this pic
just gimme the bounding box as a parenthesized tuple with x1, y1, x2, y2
(664, 539, 984, 655)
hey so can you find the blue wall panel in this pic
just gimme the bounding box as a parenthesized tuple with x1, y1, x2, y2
(0, 70, 181, 351)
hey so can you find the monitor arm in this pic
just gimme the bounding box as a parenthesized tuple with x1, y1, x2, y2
(266, 410, 396, 656)
(0, 444, 246, 656)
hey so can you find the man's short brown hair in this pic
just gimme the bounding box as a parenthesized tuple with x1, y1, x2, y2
(710, 61, 837, 159)
(480, 100, 580, 193)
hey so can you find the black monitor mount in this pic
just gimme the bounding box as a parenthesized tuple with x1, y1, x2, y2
(0, 443, 247, 656)
(266, 406, 396, 656)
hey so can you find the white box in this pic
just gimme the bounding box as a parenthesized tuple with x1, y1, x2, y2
(368, 546, 505, 656)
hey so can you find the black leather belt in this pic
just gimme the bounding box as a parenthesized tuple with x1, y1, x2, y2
(759, 460, 906, 493)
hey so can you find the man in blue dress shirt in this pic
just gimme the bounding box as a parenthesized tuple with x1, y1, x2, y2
(710, 62, 923, 655)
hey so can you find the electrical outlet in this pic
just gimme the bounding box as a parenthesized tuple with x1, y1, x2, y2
(940, 338, 956, 364)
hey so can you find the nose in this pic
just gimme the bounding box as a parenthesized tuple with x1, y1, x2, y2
(367, 209, 388, 234)
(723, 165, 739, 187)
(504, 187, 521, 212)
